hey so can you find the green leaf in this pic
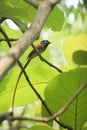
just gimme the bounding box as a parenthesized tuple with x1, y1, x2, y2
(42, 67, 87, 130)
(29, 124, 55, 130)
(0, 61, 57, 112)
(0, 0, 36, 25)
(45, 7, 64, 31)
(0, 4, 27, 19)
(63, 34, 87, 66)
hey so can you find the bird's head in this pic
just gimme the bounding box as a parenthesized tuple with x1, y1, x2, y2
(41, 40, 51, 47)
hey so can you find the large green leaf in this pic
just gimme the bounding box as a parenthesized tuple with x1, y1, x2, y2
(0, 61, 58, 112)
(0, 0, 36, 21)
(63, 34, 87, 66)
(45, 6, 64, 31)
(0, 4, 28, 19)
(42, 67, 87, 130)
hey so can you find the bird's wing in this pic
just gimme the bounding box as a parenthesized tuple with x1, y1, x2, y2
(28, 43, 43, 58)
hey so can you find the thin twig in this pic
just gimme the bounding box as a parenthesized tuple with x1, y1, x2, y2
(24, 0, 39, 9)
(0, 38, 18, 42)
(31, 44, 63, 73)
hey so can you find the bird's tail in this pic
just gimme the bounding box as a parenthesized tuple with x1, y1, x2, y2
(12, 58, 31, 112)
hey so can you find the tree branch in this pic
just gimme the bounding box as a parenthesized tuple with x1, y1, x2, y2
(0, 0, 60, 82)
(24, 0, 40, 9)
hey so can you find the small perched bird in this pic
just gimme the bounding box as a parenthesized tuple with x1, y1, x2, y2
(28, 40, 51, 60)
(12, 40, 51, 110)
(23, 40, 51, 69)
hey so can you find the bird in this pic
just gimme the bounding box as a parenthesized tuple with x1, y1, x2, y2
(23, 40, 51, 70)
(12, 40, 51, 110)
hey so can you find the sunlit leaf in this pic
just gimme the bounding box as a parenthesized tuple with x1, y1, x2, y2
(45, 7, 64, 31)
(63, 34, 87, 66)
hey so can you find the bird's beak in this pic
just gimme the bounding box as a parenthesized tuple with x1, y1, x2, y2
(49, 42, 51, 44)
